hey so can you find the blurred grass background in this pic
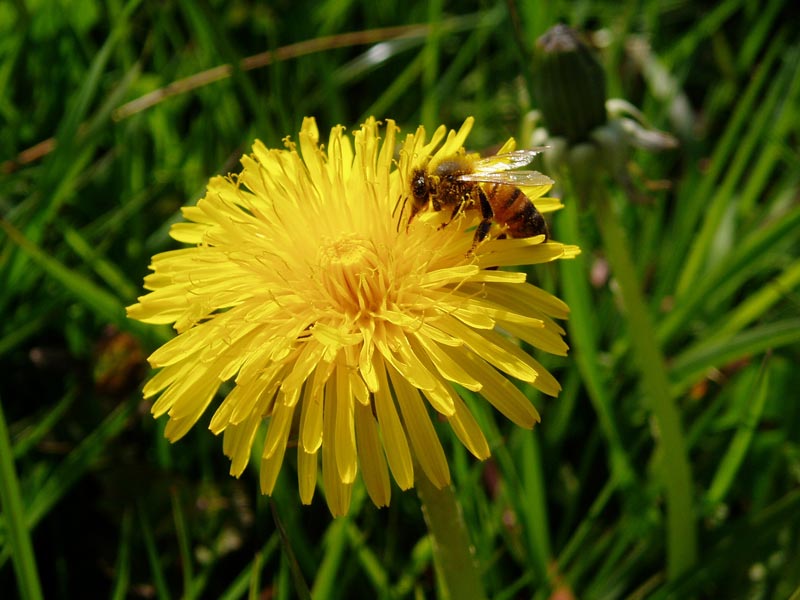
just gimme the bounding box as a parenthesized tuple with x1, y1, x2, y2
(1, 0, 799, 598)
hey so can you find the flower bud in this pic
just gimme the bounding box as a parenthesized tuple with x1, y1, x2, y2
(533, 24, 607, 143)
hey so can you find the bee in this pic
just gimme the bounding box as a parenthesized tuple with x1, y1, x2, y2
(402, 149, 553, 250)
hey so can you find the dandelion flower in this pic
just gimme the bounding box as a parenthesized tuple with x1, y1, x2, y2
(127, 117, 579, 516)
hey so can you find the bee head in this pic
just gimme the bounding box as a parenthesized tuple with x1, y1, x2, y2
(396, 166, 435, 233)
(410, 168, 429, 206)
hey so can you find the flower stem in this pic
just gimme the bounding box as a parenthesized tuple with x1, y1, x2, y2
(415, 470, 487, 600)
(592, 187, 698, 579)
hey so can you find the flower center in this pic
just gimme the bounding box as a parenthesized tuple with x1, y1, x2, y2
(317, 234, 389, 317)
(321, 236, 371, 267)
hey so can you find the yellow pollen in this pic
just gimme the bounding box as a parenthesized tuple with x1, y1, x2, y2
(321, 235, 372, 267)
(318, 235, 387, 317)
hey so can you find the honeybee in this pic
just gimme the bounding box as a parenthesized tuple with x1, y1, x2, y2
(402, 149, 553, 250)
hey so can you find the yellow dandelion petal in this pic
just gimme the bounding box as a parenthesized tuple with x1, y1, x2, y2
(126, 294, 183, 325)
(208, 385, 244, 434)
(260, 401, 296, 497)
(350, 369, 370, 406)
(223, 415, 261, 477)
(496, 138, 517, 154)
(160, 375, 218, 440)
(146, 320, 219, 367)
(410, 332, 483, 392)
(523, 355, 563, 397)
(438, 386, 490, 460)
(418, 264, 480, 287)
(169, 222, 206, 244)
(466, 270, 528, 284)
(478, 240, 581, 269)
(297, 447, 318, 505)
(373, 356, 414, 490)
(530, 195, 563, 214)
(299, 118, 324, 185)
(374, 331, 435, 392)
(444, 303, 497, 330)
(142, 361, 188, 400)
(280, 342, 327, 399)
(128, 117, 578, 516)
(355, 401, 391, 507)
(229, 363, 283, 426)
(358, 326, 378, 392)
(473, 281, 571, 320)
(334, 358, 358, 484)
(387, 364, 450, 489)
(163, 370, 222, 422)
(434, 315, 539, 383)
(163, 415, 201, 442)
(403, 337, 458, 415)
(434, 116, 474, 161)
(310, 323, 361, 347)
(458, 348, 541, 428)
(150, 364, 218, 424)
(445, 291, 546, 329)
(260, 432, 290, 496)
(322, 375, 353, 517)
(503, 320, 570, 357)
(299, 362, 331, 454)
(262, 393, 297, 460)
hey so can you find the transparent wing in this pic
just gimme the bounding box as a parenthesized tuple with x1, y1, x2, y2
(458, 170, 554, 187)
(469, 148, 548, 173)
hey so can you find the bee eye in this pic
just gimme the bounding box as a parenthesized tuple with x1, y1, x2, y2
(411, 172, 428, 200)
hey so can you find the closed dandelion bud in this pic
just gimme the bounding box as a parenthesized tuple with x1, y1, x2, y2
(533, 24, 607, 143)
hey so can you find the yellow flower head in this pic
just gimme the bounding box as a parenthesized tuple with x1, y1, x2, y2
(127, 117, 579, 516)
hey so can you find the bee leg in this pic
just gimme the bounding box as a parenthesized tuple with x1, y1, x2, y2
(405, 202, 423, 232)
(468, 189, 495, 253)
(438, 201, 466, 230)
(477, 187, 493, 220)
(470, 221, 492, 253)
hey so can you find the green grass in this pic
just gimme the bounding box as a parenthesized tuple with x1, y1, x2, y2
(2, 0, 799, 598)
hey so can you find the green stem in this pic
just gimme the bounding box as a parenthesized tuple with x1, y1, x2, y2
(415, 470, 487, 600)
(558, 197, 636, 490)
(0, 397, 44, 600)
(592, 188, 697, 579)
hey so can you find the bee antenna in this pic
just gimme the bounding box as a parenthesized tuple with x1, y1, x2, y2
(393, 195, 409, 232)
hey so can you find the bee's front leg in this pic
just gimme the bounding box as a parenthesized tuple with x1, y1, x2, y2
(437, 199, 465, 231)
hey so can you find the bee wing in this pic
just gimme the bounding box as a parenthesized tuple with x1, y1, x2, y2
(469, 148, 549, 173)
(457, 170, 554, 187)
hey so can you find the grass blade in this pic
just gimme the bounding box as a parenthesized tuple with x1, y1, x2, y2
(0, 397, 44, 600)
(705, 359, 770, 506)
(670, 319, 800, 393)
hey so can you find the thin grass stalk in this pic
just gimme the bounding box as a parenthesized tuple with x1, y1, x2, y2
(170, 487, 194, 598)
(0, 398, 44, 600)
(557, 195, 636, 489)
(589, 186, 697, 579)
